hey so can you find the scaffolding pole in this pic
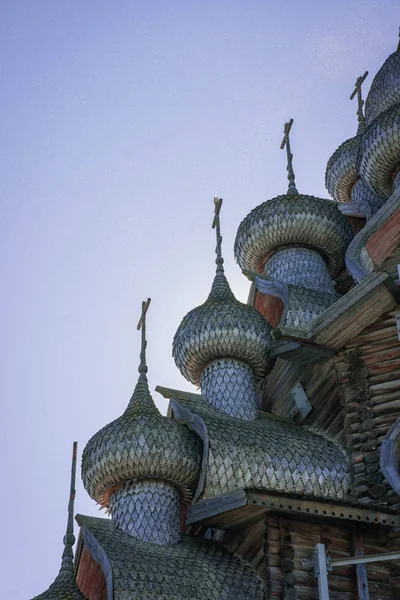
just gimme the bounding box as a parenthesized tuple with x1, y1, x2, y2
(302, 543, 400, 600)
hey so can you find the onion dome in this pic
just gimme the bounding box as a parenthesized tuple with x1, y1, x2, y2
(325, 71, 373, 205)
(32, 443, 87, 600)
(359, 36, 400, 198)
(325, 135, 360, 204)
(365, 45, 400, 126)
(82, 299, 201, 507)
(359, 102, 400, 198)
(173, 198, 271, 386)
(235, 193, 352, 277)
(236, 119, 353, 278)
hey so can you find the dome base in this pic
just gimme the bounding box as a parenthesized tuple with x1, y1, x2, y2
(109, 479, 181, 545)
(200, 358, 259, 420)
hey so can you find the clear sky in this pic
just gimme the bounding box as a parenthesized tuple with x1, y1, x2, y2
(1, 1, 398, 597)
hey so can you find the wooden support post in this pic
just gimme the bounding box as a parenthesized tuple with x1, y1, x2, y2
(352, 524, 370, 600)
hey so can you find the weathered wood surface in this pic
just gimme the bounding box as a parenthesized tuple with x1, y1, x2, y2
(382, 247, 400, 281)
(366, 204, 400, 267)
(76, 544, 107, 600)
(254, 289, 284, 329)
(268, 308, 400, 512)
(221, 514, 400, 599)
(260, 358, 303, 414)
(336, 312, 400, 510)
(352, 524, 370, 600)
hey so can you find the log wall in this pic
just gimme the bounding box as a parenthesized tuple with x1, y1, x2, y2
(266, 306, 400, 511)
(339, 310, 400, 510)
(222, 515, 400, 599)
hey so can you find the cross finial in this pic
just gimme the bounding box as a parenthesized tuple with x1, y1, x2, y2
(350, 71, 368, 133)
(397, 26, 400, 52)
(280, 118, 298, 195)
(137, 298, 151, 374)
(212, 196, 224, 272)
(62, 441, 78, 561)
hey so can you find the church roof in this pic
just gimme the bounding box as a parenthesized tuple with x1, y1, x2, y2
(76, 514, 264, 600)
(169, 394, 350, 502)
(31, 565, 87, 600)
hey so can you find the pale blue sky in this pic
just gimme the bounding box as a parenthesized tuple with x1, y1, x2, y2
(1, 2, 398, 597)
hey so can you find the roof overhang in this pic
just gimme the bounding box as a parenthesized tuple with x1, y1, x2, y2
(187, 489, 400, 529)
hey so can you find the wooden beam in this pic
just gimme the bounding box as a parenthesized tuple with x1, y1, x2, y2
(352, 524, 370, 600)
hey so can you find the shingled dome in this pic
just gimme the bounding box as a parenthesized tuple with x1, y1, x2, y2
(359, 101, 400, 199)
(173, 268, 271, 386)
(234, 194, 353, 277)
(82, 309, 201, 507)
(325, 135, 361, 204)
(365, 50, 400, 126)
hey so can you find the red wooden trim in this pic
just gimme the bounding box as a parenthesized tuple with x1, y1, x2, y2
(366, 206, 400, 266)
(76, 545, 107, 600)
(254, 290, 284, 328)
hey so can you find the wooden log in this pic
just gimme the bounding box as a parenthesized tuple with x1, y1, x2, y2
(283, 572, 297, 586)
(372, 387, 400, 404)
(368, 370, 400, 385)
(370, 378, 400, 394)
(347, 325, 397, 347)
(373, 412, 398, 427)
(361, 419, 376, 431)
(358, 338, 400, 356)
(369, 484, 388, 498)
(362, 346, 400, 367)
(372, 398, 400, 415)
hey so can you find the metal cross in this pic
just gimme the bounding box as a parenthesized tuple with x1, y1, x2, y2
(137, 298, 151, 372)
(280, 118, 298, 195)
(350, 71, 368, 133)
(212, 196, 224, 269)
(397, 26, 400, 53)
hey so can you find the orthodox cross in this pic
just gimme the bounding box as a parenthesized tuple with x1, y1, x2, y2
(62, 441, 78, 560)
(350, 71, 368, 133)
(212, 196, 224, 270)
(280, 118, 298, 195)
(137, 298, 151, 373)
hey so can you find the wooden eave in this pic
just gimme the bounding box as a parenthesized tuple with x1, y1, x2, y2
(274, 270, 396, 358)
(186, 489, 400, 530)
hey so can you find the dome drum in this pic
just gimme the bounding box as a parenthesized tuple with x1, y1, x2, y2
(109, 479, 181, 545)
(200, 358, 259, 420)
(264, 247, 337, 295)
